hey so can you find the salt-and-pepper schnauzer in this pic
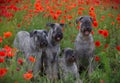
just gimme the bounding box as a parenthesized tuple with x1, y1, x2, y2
(74, 16, 95, 76)
(41, 23, 65, 81)
(59, 48, 82, 83)
(13, 30, 48, 77)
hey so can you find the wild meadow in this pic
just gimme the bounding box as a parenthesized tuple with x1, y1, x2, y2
(0, 0, 120, 83)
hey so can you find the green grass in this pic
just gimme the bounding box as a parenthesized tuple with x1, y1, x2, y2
(0, 0, 120, 83)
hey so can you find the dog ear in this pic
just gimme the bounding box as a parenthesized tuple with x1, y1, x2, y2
(59, 23, 66, 28)
(43, 30, 48, 36)
(30, 30, 37, 37)
(76, 16, 84, 24)
(46, 23, 55, 28)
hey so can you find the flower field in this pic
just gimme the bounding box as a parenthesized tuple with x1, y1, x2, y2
(0, 0, 120, 83)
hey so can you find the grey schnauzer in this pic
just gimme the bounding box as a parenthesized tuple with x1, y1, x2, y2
(59, 48, 82, 83)
(13, 30, 48, 77)
(74, 16, 95, 76)
(41, 23, 65, 80)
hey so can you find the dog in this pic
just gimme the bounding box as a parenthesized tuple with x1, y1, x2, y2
(13, 30, 48, 77)
(59, 48, 82, 83)
(41, 23, 65, 81)
(74, 16, 95, 76)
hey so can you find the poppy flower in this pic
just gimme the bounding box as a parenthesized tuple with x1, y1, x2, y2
(52, 14, 58, 20)
(29, 56, 35, 63)
(0, 68, 7, 78)
(95, 56, 100, 62)
(16, 67, 20, 71)
(98, 30, 103, 34)
(78, 11, 82, 15)
(67, 15, 72, 20)
(23, 72, 33, 80)
(104, 44, 109, 49)
(0, 36, 2, 43)
(95, 40, 101, 47)
(91, 31, 94, 35)
(93, 21, 98, 28)
(17, 23, 21, 28)
(18, 58, 23, 65)
(100, 79, 104, 83)
(101, 16, 105, 20)
(0, 57, 5, 63)
(4, 31, 12, 38)
(28, 70, 33, 73)
(111, 22, 115, 25)
(14, 81, 18, 83)
(89, 6, 95, 11)
(102, 30, 109, 38)
(116, 17, 120, 21)
(0, 18, 2, 22)
(78, 7, 85, 11)
(76, 26, 80, 30)
(60, 19, 65, 23)
(116, 46, 120, 51)
(89, 11, 96, 18)
(0, 51, 6, 57)
(3, 45, 14, 57)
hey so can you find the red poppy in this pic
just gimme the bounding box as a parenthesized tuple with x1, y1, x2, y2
(18, 58, 23, 65)
(67, 15, 72, 20)
(98, 30, 103, 34)
(16, 67, 20, 71)
(78, 11, 82, 15)
(0, 57, 5, 63)
(91, 31, 94, 35)
(60, 19, 65, 23)
(3, 45, 14, 57)
(0, 18, 2, 22)
(0, 68, 7, 78)
(95, 40, 101, 47)
(29, 56, 35, 63)
(101, 16, 105, 20)
(116, 17, 120, 21)
(89, 6, 95, 11)
(76, 26, 80, 30)
(4, 31, 12, 38)
(28, 70, 33, 73)
(0, 36, 2, 43)
(104, 44, 109, 49)
(23, 72, 33, 80)
(93, 21, 98, 28)
(52, 14, 58, 20)
(95, 56, 100, 62)
(17, 23, 21, 28)
(78, 7, 85, 11)
(100, 79, 104, 83)
(89, 11, 96, 18)
(56, 10, 62, 15)
(111, 22, 115, 25)
(102, 30, 109, 38)
(116, 46, 120, 51)
(0, 51, 6, 57)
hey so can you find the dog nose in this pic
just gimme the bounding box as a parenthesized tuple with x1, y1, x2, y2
(72, 55, 75, 58)
(57, 32, 63, 37)
(87, 26, 89, 29)
(40, 40, 48, 47)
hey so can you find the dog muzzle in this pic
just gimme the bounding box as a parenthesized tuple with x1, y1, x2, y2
(40, 40, 48, 48)
(55, 32, 63, 41)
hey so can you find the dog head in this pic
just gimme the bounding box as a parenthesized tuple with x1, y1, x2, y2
(46, 23, 65, 42)
(76, 16, 93, 36)
(30, 30, 48, 48)
(62, 48, 76, 64)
